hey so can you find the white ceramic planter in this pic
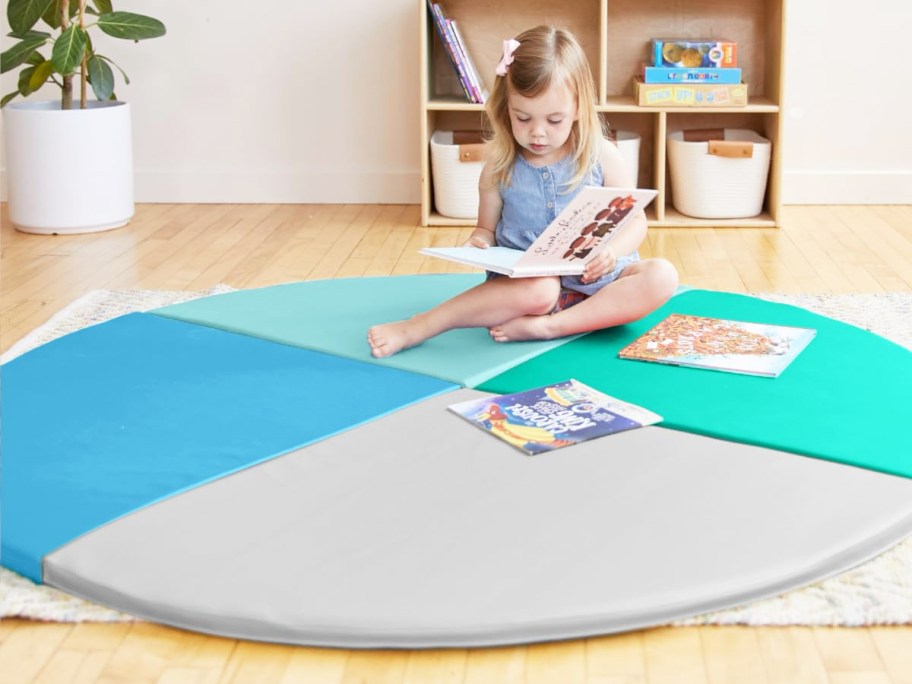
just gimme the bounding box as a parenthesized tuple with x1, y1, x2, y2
(3, 100, 134, 234)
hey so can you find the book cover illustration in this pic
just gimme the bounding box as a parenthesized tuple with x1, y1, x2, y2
(618, 314, 817, 377)
(421, 186, 658, 277)
(448, 379, 662, 455)
(641, 65, 742, 84)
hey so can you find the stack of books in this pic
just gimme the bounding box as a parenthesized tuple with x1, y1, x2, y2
(633, 38, 747, 107)
(428, 1, 487, 104)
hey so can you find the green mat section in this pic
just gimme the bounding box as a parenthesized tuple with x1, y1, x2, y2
(479, 289, 912, 479)
(153, 274, 581, 388)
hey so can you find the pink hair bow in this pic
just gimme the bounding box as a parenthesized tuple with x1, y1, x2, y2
(495, 38, 521, 76)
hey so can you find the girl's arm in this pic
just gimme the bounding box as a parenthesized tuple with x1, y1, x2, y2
(581, 139, 647, 283)
(599, 138, 647, 257)
(465, 162, 502, 248)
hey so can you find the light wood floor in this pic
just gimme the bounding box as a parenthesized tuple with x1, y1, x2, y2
(1, 203, 911, 683)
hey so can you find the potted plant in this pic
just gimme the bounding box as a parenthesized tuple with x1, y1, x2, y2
(1, 0, 165, 234)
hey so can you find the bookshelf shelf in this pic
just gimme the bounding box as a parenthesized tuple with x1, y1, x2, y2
(426, 100, 485, 111)
(420, 0, 786, 229)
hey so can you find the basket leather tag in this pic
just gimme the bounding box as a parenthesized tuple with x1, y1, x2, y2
(452, 130, 485, 162)
(458, 143, 485, 162)
(708, 140, 754, 158)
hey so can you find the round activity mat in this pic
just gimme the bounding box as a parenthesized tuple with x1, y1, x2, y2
(4, 275, 912, 648)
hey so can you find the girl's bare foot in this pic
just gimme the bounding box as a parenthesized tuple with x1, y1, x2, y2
(367, 318, 430, 358)
(488, 314, 557, 343)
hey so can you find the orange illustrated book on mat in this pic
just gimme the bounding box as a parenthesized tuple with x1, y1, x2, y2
(618, 314, 816, 377)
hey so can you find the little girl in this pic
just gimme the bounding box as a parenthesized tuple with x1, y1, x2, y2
(368, 25, 678, 358)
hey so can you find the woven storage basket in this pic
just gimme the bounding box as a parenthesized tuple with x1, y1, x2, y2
(667, 128, 771, 219)
(430, 130, 485, 219)
(614, 130, 640, 187)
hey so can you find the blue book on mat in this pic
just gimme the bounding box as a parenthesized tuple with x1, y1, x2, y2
(449, 379, 662, 455)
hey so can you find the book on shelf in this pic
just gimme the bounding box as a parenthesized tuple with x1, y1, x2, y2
(448, 379, 662, 455)
(428, 1, 486, 103)
(618, 314, 816, 377)
(421, 186, 657, 277)
(633, 77, 748, 107)
(640, 64, 742, 85)
(449, 19, 487, 103)
(651, 39, 737, 68)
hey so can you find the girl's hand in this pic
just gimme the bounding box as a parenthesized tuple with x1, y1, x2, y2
(465, 230, 494, 249)
(582, 247, 617, 283)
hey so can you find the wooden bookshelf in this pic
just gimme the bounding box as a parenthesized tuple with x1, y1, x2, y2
(419, 0, 786, 228)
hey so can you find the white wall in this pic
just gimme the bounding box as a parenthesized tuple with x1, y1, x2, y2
(1, 0, 909, 204)
(780, 0, 912, 203)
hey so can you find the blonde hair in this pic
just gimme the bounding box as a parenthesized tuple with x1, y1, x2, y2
(484, 25, 604, 191)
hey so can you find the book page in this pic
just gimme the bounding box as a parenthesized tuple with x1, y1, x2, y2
(419, 245, 523, 274)
(513, 187, 657, 273)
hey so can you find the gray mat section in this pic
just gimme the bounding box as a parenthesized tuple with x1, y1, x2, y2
(44, 390, 912, 648)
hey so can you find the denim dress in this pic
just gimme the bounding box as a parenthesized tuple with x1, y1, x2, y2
(495, 154, 639, 296)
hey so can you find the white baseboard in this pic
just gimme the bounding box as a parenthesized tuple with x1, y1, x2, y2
(132, 170, 422, 204)
(782, 171, 912, 204)
(0, 170, 422, 205)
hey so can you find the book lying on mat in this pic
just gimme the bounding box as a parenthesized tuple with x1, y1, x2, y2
(618, 314, 817, 377)
(448, 379, 662, 455)
(421, 186, 658, 277)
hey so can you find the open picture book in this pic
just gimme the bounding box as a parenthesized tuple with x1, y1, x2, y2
(448, 379, 662, 455)
(422, 186, 658, 277)
(618, 314, 817, 377)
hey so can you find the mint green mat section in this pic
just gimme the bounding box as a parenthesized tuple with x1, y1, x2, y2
(153, 274, 581, 388)
(480, 289, 912, 479)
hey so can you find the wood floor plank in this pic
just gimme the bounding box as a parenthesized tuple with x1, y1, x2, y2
(755, 627, 829, 684)
(462, 646, 526, 684)
(401, 649, 467, 684)
(642, 627, 709, 684)
(244, 204, 345, 284)
(216, 641, 296, 684)
(813, 627, 886, 673)
(523, 640, 587, 684)
(826, 673, 893, 684)
(586, 631, 647, 680)
(869, 627, 912, 683)
(339, 650, 409, 684)
(0, 621, 73, 684)
(699, 627, 769, 684)
(276, 647, 349, 684)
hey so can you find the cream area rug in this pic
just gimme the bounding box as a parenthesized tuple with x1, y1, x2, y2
(1, 287, 911, 626)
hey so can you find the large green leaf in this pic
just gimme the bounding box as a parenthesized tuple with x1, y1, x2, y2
(7, 0, 54, 36)
(2, 90, 22, 107)
(27, 58, 54, 91)
(86, 54, 114, 100)
(26, 50, 46, 66)
(50, 23, 86, 74)
(98, 54, 129, 84)
(17, 64, 36, 95)
(97, 11, 166, 40)
(92, 0, 113, 14)
(0, 32, 47, 73)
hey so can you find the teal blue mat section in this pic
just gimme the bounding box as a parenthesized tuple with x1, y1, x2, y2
(2, 313, 456, 583)
(153, 274, 581, 388)
(479, 289, 912, 479)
